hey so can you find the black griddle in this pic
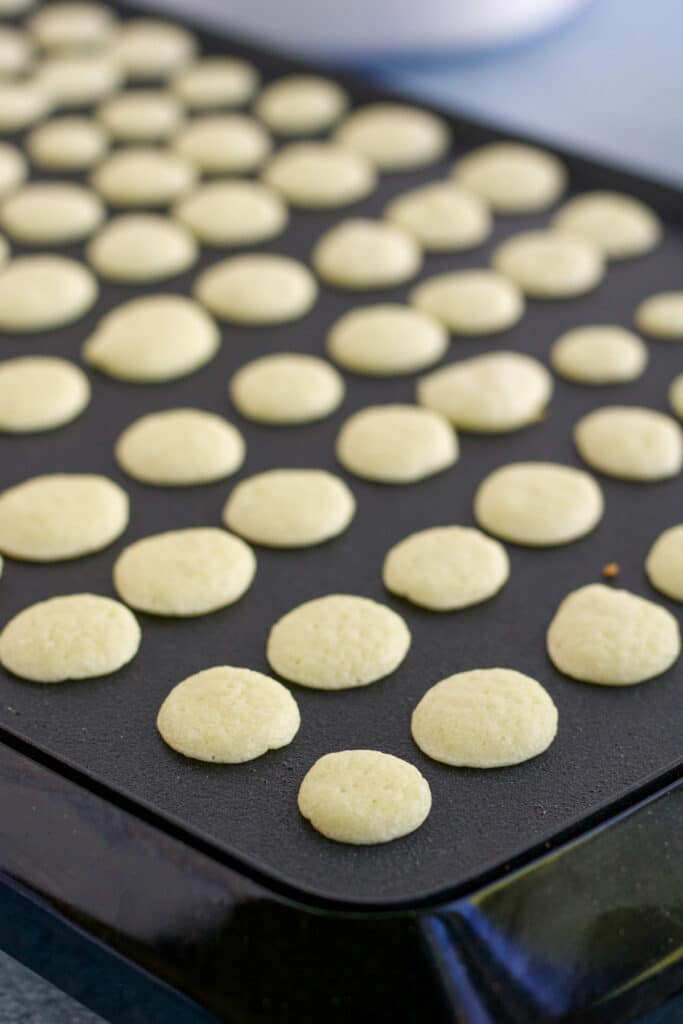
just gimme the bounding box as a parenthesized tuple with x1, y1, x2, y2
(0, 1, 682, 913)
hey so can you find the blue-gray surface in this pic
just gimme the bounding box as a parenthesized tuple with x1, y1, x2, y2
(2, 1, 679, 1020)
(0, 950, 102, 1023)
(362, 0, 683, 187)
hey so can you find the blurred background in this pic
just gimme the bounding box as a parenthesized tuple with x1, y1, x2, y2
(4, 0, 681, 1020)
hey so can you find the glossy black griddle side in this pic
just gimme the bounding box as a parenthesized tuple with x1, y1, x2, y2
(0, 1, 681, 909)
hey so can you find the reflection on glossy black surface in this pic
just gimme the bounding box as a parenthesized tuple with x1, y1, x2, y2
(1, 740, 683, 1023)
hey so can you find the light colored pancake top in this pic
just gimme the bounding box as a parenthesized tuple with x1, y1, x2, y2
(552, 190, 661, 260)
(0, 142, 26, 199)
(0, 26, 32, 76)
(327, 304, 448, 377)
(174, 180, 287, 247)
(172, 113, 271, 174)
(0, 80, 51, 131)
(87, 213, 198, 283)
(0, 473, 128, 561)
(116, 408, 245, 486)
(83, 294, 219, 383)
(410, 269, 524, 335)
(385, 181, 491, 252)
(27, 2, 116, 50)
(0, 594, 140, 684)
(114, 527, 256, 617)
(0, 356, 89, 433)
(230, 352, 343, 424)
(97, 89, 184, 141)
(91, 147, 197, 207)
(474, 461, 604, 546)
(27, 116, 108, 170)
(453, 141, 566, 213)
(312, 217, 422, 290)
(335, 102, 449, 171)
(262, 141, 376, 209)
(0, 181, 104, 243)
(0, 254, 97, 331)
(336, 403, 457, 484)
(34, 53, 121, 107)
(551, 325, 648, 385)
(157, 666, 300, 763)
(383, 526, 509, 611)
(547, 583, 680, 685)
(171, 57, 259, 109)
(646, 525, 683, 603)
(417, 351, 552, 433)
(492, 230, 605, 298)
(224, 469, 355, 548)
(574, 405, 683, 481)
(298, 750, 431, 845)
(255, 74, 348, 134)
(194, 253, 317, 324)
(111, 18, 196, 80)
(670, 375, 683, 419)
(635, 291, 683, 340)
(267, 593, 411, 690)
(412, 668, 558, 767)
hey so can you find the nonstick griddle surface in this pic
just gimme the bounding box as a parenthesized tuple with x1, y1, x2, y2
(0, 3, 682, 908)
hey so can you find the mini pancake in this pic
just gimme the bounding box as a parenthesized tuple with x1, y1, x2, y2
(114, 527, 256, 617)
(174, 180, 287, 247)
(223, 469, 355, 548)
(337, 403, 457, 484)
(492, 230, 604, 298)
(384, 181, 491, 252)
(83, 294, 219, 383)
(262, 141, 376, 209)
(574, 405, 683, 481)
(335, 102, 449, 171)
(0, 182, 104, 244)
(116, 409, 245, 486)
(0, 254, 97, 331)
(547, 583, 680, 685)
(646, 525, 683, 603)
(0, 594, 140, 684)
(552, 191, 661, 260)
(417, 351, 552, 433)
(410, 269, 524, 335)
(412, 668, 558, 767)
(91, 147, 197, 207)
(194, 253, 317, 324)
(312, 218, 421, 290)
(551, 325, 647, 385)
(0, 473, 128, 561)
(255, 74, 348, 134)
(298, 750, 431, 845)
(0, 356, 89, 433)
(383, 526, 509, 611)
(267, 594, 410, 690)
(87, 214, 198, 283)
(230, 353, 343, 424)
(327, 304, 448, 376)
(157, 666, 300, 763)
(172, 113, 271, 174)
(474, 462, 604, 546)
(27, 117, 107, 170)
(171, 56, 259, 109)
(453, 141, 566, 213)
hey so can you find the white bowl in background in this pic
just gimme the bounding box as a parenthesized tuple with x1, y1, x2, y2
(141, 0, 591, 57)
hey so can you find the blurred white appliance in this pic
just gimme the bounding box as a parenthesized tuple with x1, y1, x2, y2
(142, 0, 591, 56)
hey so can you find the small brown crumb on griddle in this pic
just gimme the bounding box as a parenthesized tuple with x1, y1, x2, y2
(602, 562, 620, 579)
